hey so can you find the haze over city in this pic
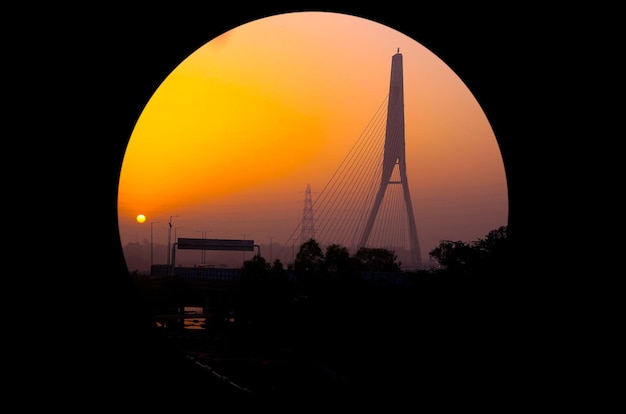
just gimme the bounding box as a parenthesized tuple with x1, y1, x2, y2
(117, 11, 508, 271)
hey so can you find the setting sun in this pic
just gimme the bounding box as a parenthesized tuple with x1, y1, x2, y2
(136, 214, 146, 224)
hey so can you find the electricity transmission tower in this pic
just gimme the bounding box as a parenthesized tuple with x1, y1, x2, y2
(300, 183, 315, 245)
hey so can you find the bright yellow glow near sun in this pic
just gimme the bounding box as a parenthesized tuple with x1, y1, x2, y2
(136, 214, 146, 223)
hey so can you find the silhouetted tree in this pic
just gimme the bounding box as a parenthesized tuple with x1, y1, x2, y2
(474, 226, 508, 259)
(293, 239, 325, 292)
(294, 239, 325, 274)
(324, 243, 351, 273)
(270, 258, 285, 275)
(241, 254, 270, 280)
(428, 226, 509, 276)
(352, 247, 402, 272)
(237, 254, 289, 339)
(429, 240, 476, 272)
(269, 258, 290, 288)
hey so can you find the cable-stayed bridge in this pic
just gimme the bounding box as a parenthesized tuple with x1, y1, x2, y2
(278, 50, 423, 269)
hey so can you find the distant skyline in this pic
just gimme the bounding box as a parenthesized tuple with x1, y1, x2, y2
(117, 11, 508, 267)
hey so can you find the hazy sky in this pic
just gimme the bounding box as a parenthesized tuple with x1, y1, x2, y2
(117, 11, 508, 265)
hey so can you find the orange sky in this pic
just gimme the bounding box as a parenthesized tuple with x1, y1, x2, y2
(117, 11, 508, 266)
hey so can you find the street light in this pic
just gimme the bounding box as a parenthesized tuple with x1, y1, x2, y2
(162, 226, 169, 263)
(167, 215, 179, 269)
(150, 221, 160, 272)
(266, 236, 276, 263)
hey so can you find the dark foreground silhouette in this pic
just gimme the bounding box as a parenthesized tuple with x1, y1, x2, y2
(98, 270, 526, 408)
(72, 230, 526, 408)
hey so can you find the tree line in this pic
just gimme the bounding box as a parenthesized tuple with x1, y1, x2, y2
(239, 225, 509, 281)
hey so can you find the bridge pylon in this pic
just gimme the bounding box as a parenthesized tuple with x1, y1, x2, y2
(357, 49, 422, 268)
